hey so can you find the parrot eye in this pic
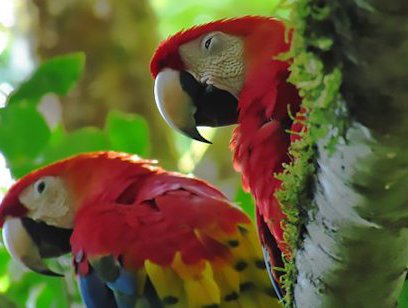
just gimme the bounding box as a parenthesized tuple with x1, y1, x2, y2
(200, 32, 227, 55)
(35, 180, 46, 194)
(201, 33, 220, 53)
(204, 37, 213, 49)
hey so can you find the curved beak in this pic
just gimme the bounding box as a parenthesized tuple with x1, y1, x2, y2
(154, 69, 239, 144)
(3, 218, 63, 277)
(154, 69, 211, 143)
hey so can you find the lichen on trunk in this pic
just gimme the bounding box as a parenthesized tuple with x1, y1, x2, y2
(279, 0, 408, 306)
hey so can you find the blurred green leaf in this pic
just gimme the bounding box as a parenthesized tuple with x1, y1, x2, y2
(7, 53, 85, 105)
(35, 280, 69, 308)
(5, 271, 68, 308)
(0, 102, 50, 177)
(234, 185, 256, 220)
(0, 249, 11, 276)
(48, 124, 66, 145)
(43, 127, 110, 164)
(399, 281, 408, 308)
(106, 110, 151, 156)
(152, 0, 282, 37)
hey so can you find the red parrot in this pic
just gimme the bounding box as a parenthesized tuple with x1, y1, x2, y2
(0, 151, 280, 307)
(150, 16, 302, 293)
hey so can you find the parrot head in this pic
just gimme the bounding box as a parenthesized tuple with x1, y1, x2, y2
(151, 16, 289, 143)
(0, 158, 79, 277)
(0, 152, 147, 277)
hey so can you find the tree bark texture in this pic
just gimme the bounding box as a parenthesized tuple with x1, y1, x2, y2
(292, 1, 408, 307)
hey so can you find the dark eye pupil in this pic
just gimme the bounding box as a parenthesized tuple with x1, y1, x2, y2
(37, 181, 46, 194)
(205, 37, 212, 49)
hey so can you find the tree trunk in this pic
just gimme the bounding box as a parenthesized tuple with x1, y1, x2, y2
(290, 0, 408, 307)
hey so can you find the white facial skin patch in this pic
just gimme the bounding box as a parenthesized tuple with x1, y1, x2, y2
(19, 176, 74, 229)
(179, 31, 245, 98)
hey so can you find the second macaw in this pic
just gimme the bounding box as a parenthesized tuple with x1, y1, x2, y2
(150, 16, 302, 293)
(0, 151, 280, 307)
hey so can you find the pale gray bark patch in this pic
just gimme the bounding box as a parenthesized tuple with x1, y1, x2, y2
(295, 124, 408, 307)
(291, 0, 408, 305)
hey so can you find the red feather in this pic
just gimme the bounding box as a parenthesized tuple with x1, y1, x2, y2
(0, 151, 251, 273)
(47, 152, 252, 273)
(0, 151, 279, 306)
(231, 45, 301, 258)
(151, 16, 303, 281)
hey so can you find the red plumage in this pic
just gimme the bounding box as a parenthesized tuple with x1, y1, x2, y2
(232, 65, 301, 257)
(0, 151, 280, 306)
(71, 163, 249, 272)
(0, 152, 248, 273)
(151, 16, 303, 281)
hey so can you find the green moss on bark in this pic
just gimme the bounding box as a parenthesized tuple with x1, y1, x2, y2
(276, 0, 408, 306)
(276, 0, 349, 305)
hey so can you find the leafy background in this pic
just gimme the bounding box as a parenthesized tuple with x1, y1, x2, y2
(0, 0, 286, 306)
(1, 0, 407, 307)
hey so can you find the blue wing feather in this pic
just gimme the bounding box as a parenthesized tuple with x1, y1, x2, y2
(78, 270, 117, 308)
(106, 268, 138, 308)
(80, 264, 162, 308)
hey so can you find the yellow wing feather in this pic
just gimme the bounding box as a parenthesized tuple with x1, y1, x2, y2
(145, 260, 184, 306)
(212, 264, 240, 301)
(172, 253, 221, 308)
(141, 212, 282, 307)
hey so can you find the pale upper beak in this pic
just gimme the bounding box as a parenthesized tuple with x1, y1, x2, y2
(154, 69, 239, 144)
(154, 69, 211, 143)
(3, 218, 63, 277)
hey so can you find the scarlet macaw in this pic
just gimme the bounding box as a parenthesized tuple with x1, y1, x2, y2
(150, 16, 301, 294)
(0, 151, 280, 307)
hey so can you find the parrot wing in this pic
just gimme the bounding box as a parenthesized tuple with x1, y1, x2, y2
(70, 173, 282, 308)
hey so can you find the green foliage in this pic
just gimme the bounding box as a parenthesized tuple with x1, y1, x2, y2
(7, 53, 85, 106)
(0, 103, 50, 177)
(275, 0, 346, 304)
(234, 186, 256, 220)
(43, 127, 110, 165)
(399, 282, 408, 308)
(106, 110, 151, 156)
(0, 240, 75, 308)
(0, 52, 154, 306)
(151, 0, 285, 38)
(0, 53, 153, 178)
(0, 53, 86, 178)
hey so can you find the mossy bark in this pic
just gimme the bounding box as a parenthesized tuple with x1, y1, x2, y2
(295, 125, 408, 307)
(288, 0, 408, 307)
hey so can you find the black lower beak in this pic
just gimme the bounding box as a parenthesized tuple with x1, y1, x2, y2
(21, 217, 72, 258)
(2, 217, 72, 277)
(154, 69, 239, 143)
(179, 71, 239, 128)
